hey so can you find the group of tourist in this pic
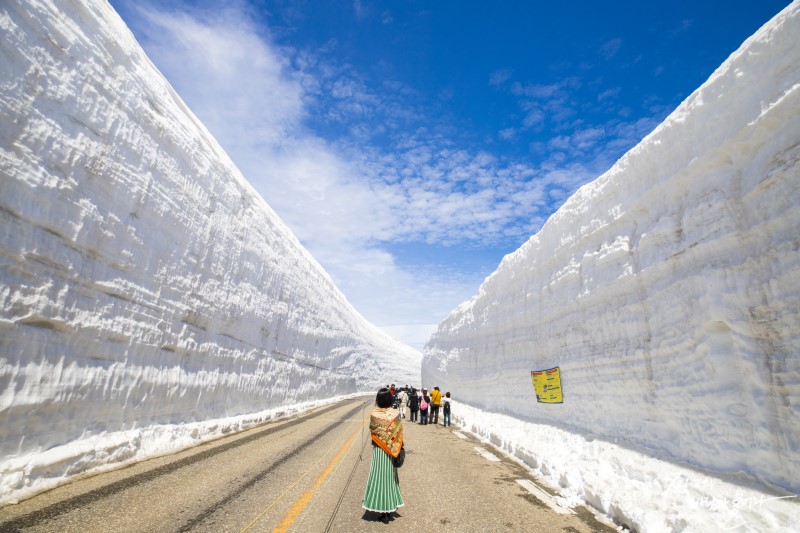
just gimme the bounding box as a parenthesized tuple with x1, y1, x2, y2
(387, 383, 451, 427)
(363, 384, 454, 523)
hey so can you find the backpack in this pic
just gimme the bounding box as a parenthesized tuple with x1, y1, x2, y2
(443, 400, 450, 414)
(420, 397, 428, 411)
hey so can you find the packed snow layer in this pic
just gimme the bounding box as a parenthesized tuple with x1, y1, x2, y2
(0, 0, 419, 505)
(452, 402, 800, 533)
(424, 1, 800, 528)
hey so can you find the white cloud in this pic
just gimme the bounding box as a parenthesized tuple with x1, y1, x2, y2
(597, 86, 621, 101)
(512, 77, 581, 99)
(353, 0, 368, 20)
(489, 68, 513, 86)
(599, 38, 622, 60)
(497, 62, 669, 185)
(134, 5, 304, 146)
(522, 106, 545, 128)
(498, 127, 517, 140)
(381, 324, 439, 353)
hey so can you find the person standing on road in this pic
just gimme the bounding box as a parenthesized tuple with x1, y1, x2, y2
(420, 389, 430, 425)
(408, 387, 419, 422)
(396, 387, 408, 419)
(363, 387, 405, 523)
(429, 386, 442, 425)
(442, 392, 452, 427)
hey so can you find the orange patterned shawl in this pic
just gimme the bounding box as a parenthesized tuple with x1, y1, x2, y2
(369, 407, 403, 458)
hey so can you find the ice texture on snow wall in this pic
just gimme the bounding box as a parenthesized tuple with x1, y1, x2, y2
(423, 3, 800, 492)
(0, 0, 419, 502)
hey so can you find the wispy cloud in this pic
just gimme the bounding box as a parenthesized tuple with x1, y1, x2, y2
(597, 86, 621, 101)
(673, 19, 693, 36)
(353, 0, 368, 20)
(599, 38, 622, 60)
(134, 4, 304, 145)
(491, 47, 671, 187)
(511, 76, 581, 99)
(498, 127, 517, 140)
(489, 68, 513, 86)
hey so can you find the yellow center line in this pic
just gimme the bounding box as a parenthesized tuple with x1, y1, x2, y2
(271, 423, 363, 533)
(290, 416, 369, 531)
(237, 406, 368, 533)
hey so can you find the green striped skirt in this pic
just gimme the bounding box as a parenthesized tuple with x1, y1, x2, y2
(362, 444, 404, 513)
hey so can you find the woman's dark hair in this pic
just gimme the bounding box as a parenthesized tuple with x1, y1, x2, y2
(376, 387, 393, 408)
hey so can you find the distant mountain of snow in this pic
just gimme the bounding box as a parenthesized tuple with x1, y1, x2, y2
(0, 0, 419, 504)
(424, 0, 799, 500)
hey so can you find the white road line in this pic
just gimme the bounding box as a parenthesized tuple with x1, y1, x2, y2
(516, 479, 574, 515)
(474, 446, 501, 462)
(452, 431, 468, 439)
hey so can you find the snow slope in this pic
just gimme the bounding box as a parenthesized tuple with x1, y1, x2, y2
(0, 0, 419, 505)
(424, 2, 800, 530)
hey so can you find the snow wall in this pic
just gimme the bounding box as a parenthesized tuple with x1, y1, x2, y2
(423, 2, 800, 494)
(0, 0, 420, 504)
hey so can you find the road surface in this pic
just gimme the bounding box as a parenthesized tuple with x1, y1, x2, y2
(0, 397, 618, 532)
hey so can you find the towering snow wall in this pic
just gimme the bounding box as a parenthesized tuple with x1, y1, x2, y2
(0, 0, 419, 504)
(423, 3, 800, 492)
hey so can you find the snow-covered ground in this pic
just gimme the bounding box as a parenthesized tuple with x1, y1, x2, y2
(424, 2, 800, 532)
(0, 0, 419, 505)
(452, 402, 799, 532)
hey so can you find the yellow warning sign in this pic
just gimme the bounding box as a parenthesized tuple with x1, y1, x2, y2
(531, 367, 563, 403)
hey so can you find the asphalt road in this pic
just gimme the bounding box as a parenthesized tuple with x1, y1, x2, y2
(0, 397, 618, 532)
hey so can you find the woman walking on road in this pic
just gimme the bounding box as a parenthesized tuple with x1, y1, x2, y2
(363, 387, 405, 523)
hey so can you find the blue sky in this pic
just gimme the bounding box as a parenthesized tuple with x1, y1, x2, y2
(110, 0, 791, 351)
